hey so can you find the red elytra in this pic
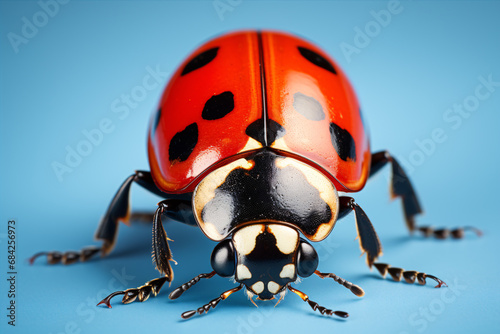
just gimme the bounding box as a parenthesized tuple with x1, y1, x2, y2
(148, 30, 370, 194)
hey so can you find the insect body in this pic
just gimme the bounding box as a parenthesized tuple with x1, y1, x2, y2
(31, 31, 481, 319)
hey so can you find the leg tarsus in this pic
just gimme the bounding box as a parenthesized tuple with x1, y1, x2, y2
(374, 262, 447, 288)
(419, 226, 482, 239)
(96, 291, 125, 308)
(97, 276, 169, 308)
(29, 245, 101, 265)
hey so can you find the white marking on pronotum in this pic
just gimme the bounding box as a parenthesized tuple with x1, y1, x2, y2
(268, 224, 298, 254)
(275, 157, 339, 241)
(279, 264, 295, 279)
(251, 281, 264, 294)
(236, 264, 252, 280)
(268, 281, 281, 294)
(193, 158, 253, 240)
(233, 225, 264, 255)
(275, 157, 338, 211)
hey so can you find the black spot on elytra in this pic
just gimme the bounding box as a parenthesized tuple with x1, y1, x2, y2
(202, 91, 234, 120)
(293, 92, 325, 121)
(245, 118, 286, 146)
(181, 47, 219, 76)
(298, 46, 337, 75)
(169, 123, 198, 162)
(329, 123, 356, 161)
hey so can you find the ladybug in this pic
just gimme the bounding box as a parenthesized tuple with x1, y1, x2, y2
(31, 31, 481, 319)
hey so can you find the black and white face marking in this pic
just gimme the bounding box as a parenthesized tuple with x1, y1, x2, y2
(232, 224, 299, 300)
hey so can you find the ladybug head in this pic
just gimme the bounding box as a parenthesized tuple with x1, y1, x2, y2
(195, 150, 338, 303)
(210, 223, 318, 301)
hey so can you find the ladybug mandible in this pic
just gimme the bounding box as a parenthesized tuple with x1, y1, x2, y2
(31, 31, 481, 319)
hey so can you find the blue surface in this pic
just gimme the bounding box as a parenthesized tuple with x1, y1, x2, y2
(1, 1, 500, 333)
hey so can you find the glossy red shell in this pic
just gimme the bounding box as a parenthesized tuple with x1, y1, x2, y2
(148, 31, 370, 194)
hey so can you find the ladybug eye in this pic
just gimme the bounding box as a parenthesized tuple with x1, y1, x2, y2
(211, 239, 236, 277)
(296, 239, 318, 277)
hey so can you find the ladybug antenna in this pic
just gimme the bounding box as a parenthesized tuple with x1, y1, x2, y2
(287, 285, 348, 318)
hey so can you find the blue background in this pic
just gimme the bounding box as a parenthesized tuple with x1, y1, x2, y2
(1, 0, 500, 333)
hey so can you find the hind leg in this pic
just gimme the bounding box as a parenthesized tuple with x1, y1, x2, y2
(370, 151, 481, 239)
(30, 170, 165, 265)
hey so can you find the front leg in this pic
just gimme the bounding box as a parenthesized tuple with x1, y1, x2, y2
(97, 277, 170, 307)
(98, 199, 191, 307)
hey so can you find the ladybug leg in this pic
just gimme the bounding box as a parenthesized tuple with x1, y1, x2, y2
(29, 247, 101, 265)
(179, 284, 243, 319)
(97, 276, 170, 308)
(372, 263, 447, 288)
(339, 196, 447, 288)
(338, 197, 382, 267)
(96, 199, 192, 308)
(152, 199, 192, 280)
(370, 151, 482, 239)
(29, 170, 166, 265)
(287, 285, 348, 318)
